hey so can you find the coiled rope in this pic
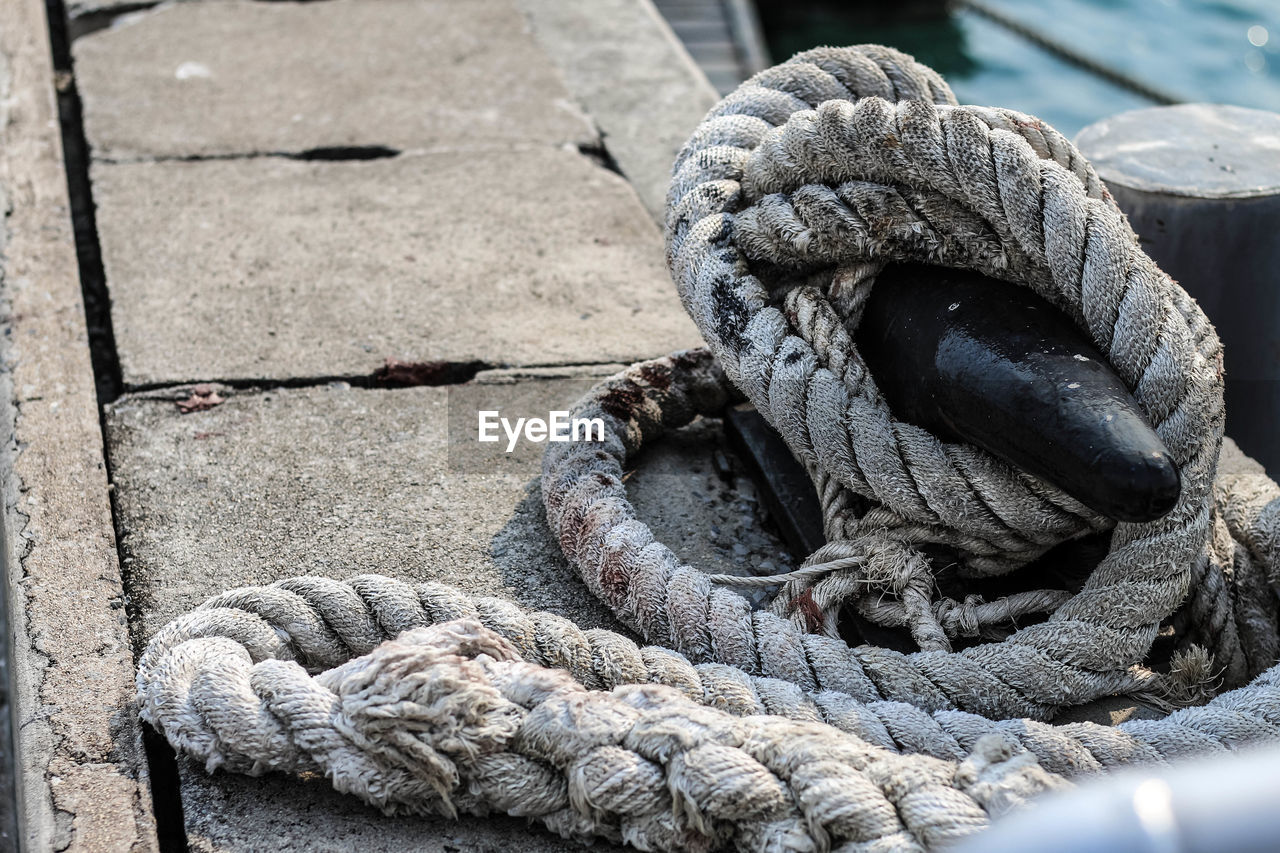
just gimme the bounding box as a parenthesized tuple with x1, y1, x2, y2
(138, 47, 1280, 850)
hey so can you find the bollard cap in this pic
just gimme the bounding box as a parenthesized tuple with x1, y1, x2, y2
(1076, 104, 1280, 199)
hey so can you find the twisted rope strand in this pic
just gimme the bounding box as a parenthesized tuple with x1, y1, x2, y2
(139, 571, 1280, 782)
(144, 618, 1077, 851)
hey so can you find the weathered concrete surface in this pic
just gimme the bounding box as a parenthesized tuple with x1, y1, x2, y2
(107, 378, 637, 641)
(626, 417, 795, 606)
(0, 0, 157, 849)
(72, 0, 597, 160)
(520, 0, 720, 219)
(91, 148, 702, 387)
(106, 372, 784, 848)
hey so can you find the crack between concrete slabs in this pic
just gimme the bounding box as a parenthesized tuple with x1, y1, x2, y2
(117, 356, 649, 397)
(66, 0, 342, 43)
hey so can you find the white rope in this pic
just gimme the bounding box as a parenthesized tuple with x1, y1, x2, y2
(137, 46, 1280, 851)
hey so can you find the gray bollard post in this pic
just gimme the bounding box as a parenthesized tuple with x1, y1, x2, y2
(1076, 104, 1280, 478)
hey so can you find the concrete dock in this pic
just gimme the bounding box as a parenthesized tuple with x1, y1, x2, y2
(0, 0, 796, 849)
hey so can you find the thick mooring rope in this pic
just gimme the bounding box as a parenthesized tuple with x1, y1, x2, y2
(137, 47, 1280, 851)
(662, 45, 1227, 695)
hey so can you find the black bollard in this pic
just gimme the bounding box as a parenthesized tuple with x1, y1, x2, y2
(1077, 104, 1280, 478)
(858, 263, 1181, 523)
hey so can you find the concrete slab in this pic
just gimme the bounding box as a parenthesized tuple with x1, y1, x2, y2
(72, 0, 597, 160)
(0, 0, 157, 849)
(107, 380, 622, 643)
(91, 148, 701, 387)
(106, 373, 789, 848)
(520, 0, 720, 219)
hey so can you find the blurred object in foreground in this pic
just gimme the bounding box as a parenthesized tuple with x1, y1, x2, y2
(956, 742, 1280, 853)
(1078, 103, 1280, 479)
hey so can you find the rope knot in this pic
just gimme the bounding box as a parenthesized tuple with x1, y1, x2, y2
(755, 533, 951, 650)
(859, 532, 927, 593)
(936, 595, 986, 640)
